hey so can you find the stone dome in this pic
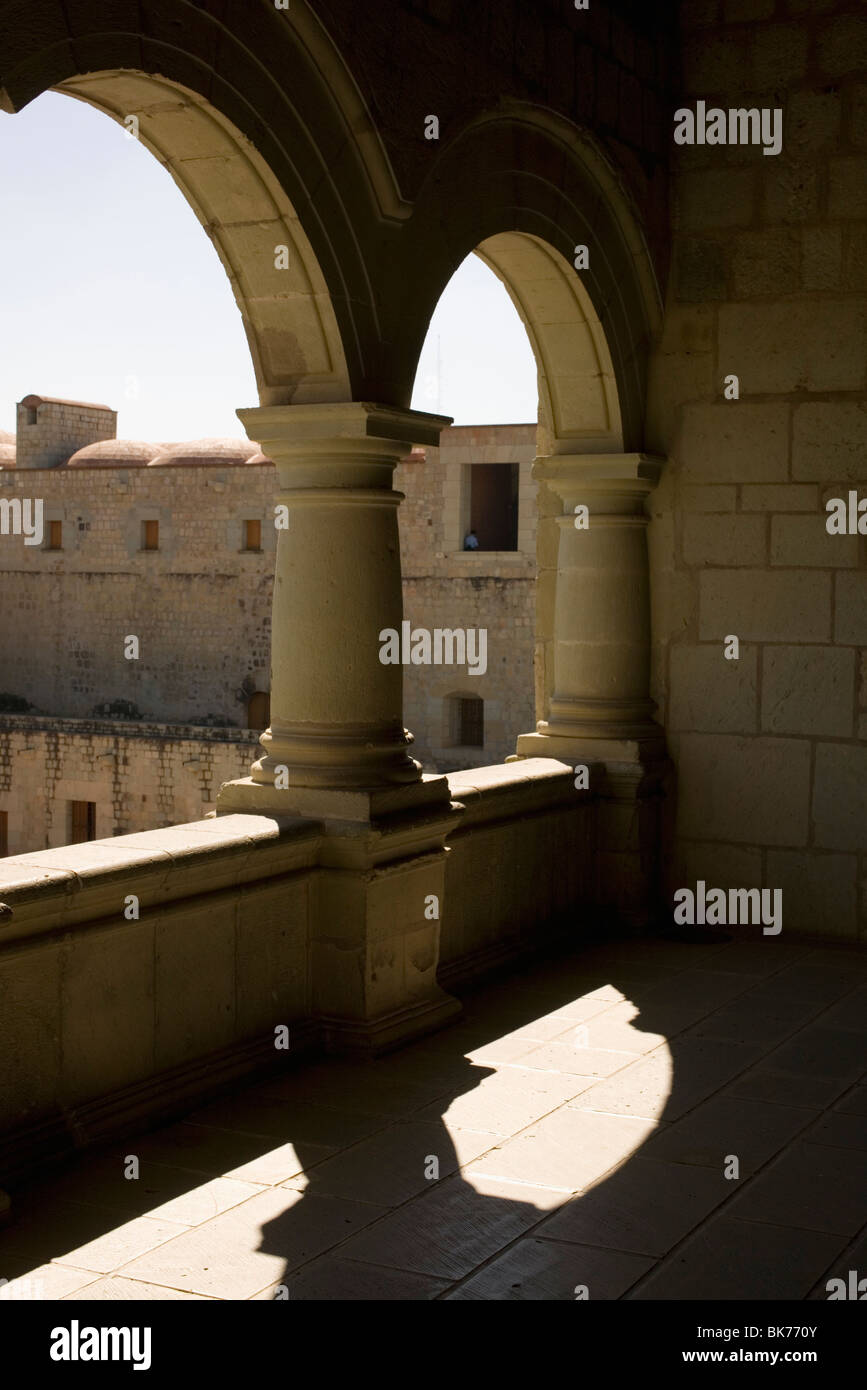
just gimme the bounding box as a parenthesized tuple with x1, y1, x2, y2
(244, 449, 274, 466)
(147, 437, 258, 467)
(0, 428, 14, 466)
(66, 439, 161, 468)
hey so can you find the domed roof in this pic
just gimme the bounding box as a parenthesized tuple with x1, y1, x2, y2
(66, 439, 160, 468)
(147, 437, 258, 467)
(244, 449, 274, 466)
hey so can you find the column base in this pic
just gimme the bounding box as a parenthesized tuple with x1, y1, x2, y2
(216, 772, 452, 828)
(217, 773, 465, 1054)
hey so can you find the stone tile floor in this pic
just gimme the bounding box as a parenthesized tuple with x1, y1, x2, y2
(1, 932, 865, 1300)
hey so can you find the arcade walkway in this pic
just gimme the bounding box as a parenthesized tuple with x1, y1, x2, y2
(1, 933, 865, 1302)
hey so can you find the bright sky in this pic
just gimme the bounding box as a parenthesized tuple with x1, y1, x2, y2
(0, 91, 536, 442)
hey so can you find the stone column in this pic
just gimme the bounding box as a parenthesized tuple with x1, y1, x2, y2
(516, 451, 671, 927)
(217, 402, 463, 1053)
(217, 401, 452, 817)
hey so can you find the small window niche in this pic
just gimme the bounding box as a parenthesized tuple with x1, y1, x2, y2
(448, 694, 484, 748)
(247, 691, 271, 732)
(244, 518, 262, 552)
(141, 519, 159, 551)
(46, 519, 63, 551)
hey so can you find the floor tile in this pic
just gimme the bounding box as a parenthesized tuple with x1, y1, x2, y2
(533, 1157, 733, 1257)
(640, 1095, 815, 1173)
(251, 1259, 449, 1300)
(628, 1216, 845, 1300)
(285, 1121, 496, 1206)
(467, 1107, 656, 1192)
(728, 1142, 867, 1235)
(514, 1041, 641, 1078)
(120, 1187, 386, 1298)
(66, 1277, 211, 1300)
(805, 1110, 867, 1152)
(416, 1067, 593, 1136)
(337, 1173, 562, 1280)
(0, 1262, 100, 1300)
(447, 1236, 652, 1300)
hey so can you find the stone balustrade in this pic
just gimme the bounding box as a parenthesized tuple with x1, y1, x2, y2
(0, 759, 595, 1187)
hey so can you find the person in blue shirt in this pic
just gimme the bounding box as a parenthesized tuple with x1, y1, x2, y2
(463, 528, 479, 550)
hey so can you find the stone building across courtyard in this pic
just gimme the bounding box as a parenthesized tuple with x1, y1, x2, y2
(0, 397, 537, 855)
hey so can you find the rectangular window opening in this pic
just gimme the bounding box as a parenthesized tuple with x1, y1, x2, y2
(69, 800, 97, 844)
(450, 696, 484, 748)
(466, 463, 519, 551)
(141, 519, 159, 551)
(244, 519, 262, 551)
(46, 519, 63, 550)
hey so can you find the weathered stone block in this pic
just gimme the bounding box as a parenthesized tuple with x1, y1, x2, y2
(731, 229, 799, 298)
(828, 158, 867, 219)
(680, 403, 789, 482)
(675, 732, 811, 846)
(679, 169, 757, 232)
(740, 484, 817, 511)
(765, 850, 857, 939)
(834, 573, 867, 646)
(718, 302, 866, 393)
(669, 643, 758, 733)
(813, 743, 867, 851)
(699, 570, 831, 642)
(761, 645, 855, 738)
(770, 514, 858, 568)
(682, 485, 738, 513)
(793, 403, 867, 481)
(683, 513, 767, 566)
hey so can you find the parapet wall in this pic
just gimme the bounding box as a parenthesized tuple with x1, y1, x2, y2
(0, 717, 259, 856)
(0, 761, 594, 1183)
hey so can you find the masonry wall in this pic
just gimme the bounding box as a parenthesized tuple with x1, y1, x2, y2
(647, 0, 867, 941)
(0, 425, 538, 847)
(15, 400, 116, 470)
(0, 718, 259, 855)
(396, 425, 537, 769)
(0, 464, 278, 724)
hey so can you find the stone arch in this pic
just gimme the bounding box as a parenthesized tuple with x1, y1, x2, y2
(0, 0, 409, 403)
(55, 70, 352, 406)
(392, 102, 664, 449)
(474, 233, 623, 453)
(386, 104, 665, 733)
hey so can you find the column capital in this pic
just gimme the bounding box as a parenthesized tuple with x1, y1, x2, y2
(533, 451, 665, 498)
(237, 401, 453, 456)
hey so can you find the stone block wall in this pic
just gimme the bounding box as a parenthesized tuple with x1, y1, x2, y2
(0, 717, 259, 855)
(0, 425, 538, 846)
(648, 0, 867, 940)
(395, 425, 538, 768)
(15, 398, 116, 470)
(0, 463, 278, 723)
